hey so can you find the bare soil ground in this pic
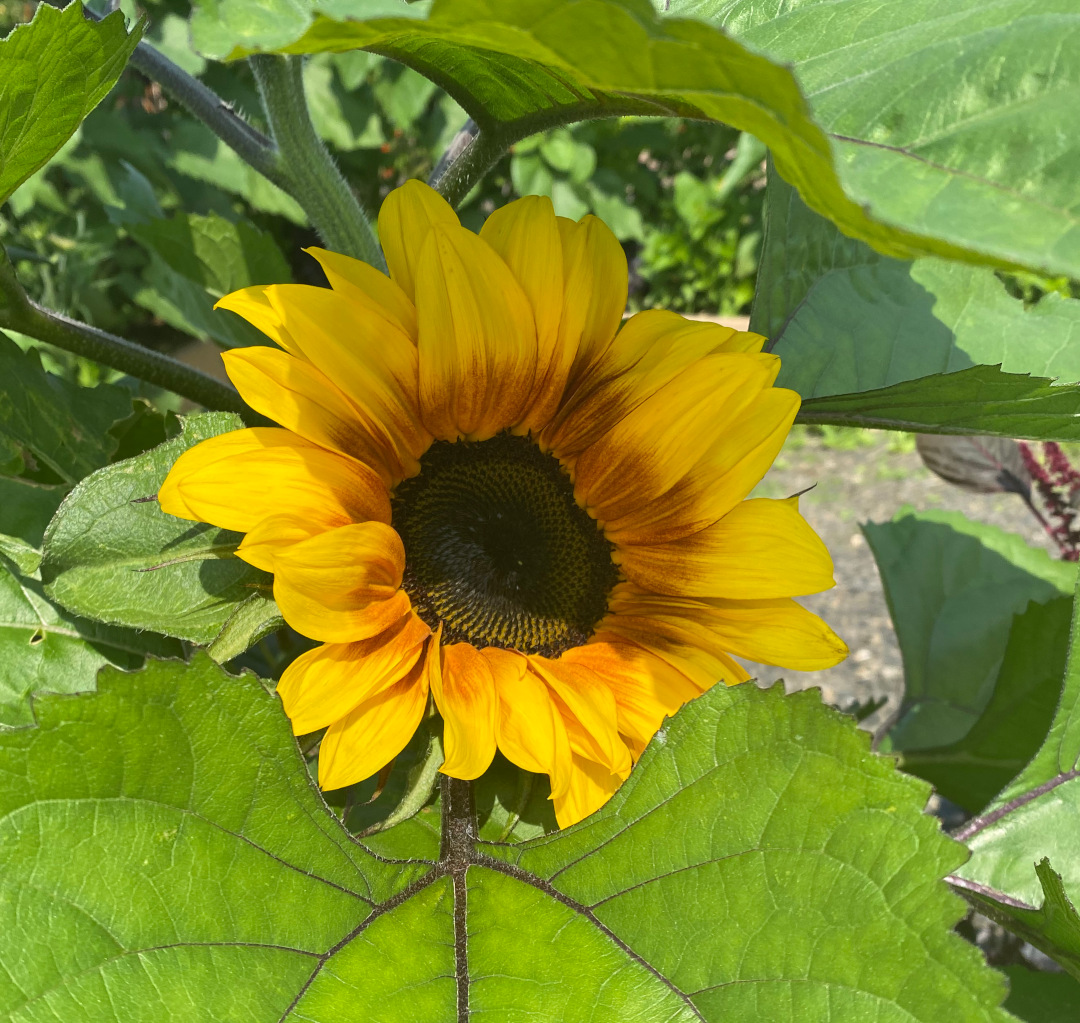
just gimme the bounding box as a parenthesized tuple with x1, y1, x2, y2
(741, 428, 1054, 721)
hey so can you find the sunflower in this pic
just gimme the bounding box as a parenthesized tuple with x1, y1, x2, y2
(159, 180, 846, 828)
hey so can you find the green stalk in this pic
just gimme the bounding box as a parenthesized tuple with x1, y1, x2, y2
(250, 55, 385, 269)
(0, 250, 258, 419)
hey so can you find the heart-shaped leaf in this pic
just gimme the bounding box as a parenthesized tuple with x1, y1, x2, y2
(0, 652, 1012, 1020)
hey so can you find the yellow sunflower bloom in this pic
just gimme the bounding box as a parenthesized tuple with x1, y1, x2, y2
(159, 180, 847, 828)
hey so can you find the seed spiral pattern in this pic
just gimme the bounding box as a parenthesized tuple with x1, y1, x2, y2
(391, 433, 619, 656)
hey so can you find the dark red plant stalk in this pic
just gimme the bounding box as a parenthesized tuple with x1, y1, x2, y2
(1018, 442, 1080, 560)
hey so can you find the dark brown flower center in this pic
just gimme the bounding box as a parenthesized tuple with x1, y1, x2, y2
(391, 433, 619, 656)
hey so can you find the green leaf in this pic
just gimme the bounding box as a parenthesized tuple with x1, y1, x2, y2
(130, 212, 292, 348)
(0, 555, 180, 728)
(0, 654, 1014, 1019)
(205, 592, 283, 664)
(899, 597, 1071, 813)
(863, 508, 1074, 752)
(681, 0, 1080, 279)
(758, 170, 1080, 402)
(0, 2, 141, 203)
(0, 333, 132, 484)
(198, 0, 1062, 275)
(954, 860, 1080, 983)
(1003, 962, 1080, 1023)
(41, 412, 272, 647)
(951, 571, 1080, 967)
(798, 365, 1080, 440)
(0, 477, 64, 547)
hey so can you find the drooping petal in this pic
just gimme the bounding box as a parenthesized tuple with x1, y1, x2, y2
(484, 647, 571, 799)
(479, 194, 568, 432)
(275, 586, 412, 645)
(415, 224, 538, 440)
(221, 346, 405, 486)
(237, 514, 326, 572)
(158, 428, 390, 536)
(563, 640, 700, 751)
(430, 642, 498, 779)
(317, 639, 435, 791)
(277, 612, 430, 734)
(527, 655, 631, 778)
(304, 246, 417, 340)
(263, 284, 429, 476)
(556, 215, 628, 392)
(574, 352, 779, 523)
(377, 178, 460, 304)
(552, 752, 624, 829)
(605, 386, 800, 545)
(616, 497, 835, 599)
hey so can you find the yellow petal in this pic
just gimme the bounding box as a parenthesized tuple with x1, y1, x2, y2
(527, 655, 631, 777)
(377, 179, 460, 303)
(221, 346, 405, 486)
(269, 522, 409, 643)
(485, 647, 571, 799)
(304, 246, 417, 340)
(557, 215, 627, 392)
(672, 596, 848, 671)
(215, 286, 305, 358)
(617, 497, 836, 599)
(431, 642, 498, 780)
(276, 613, 430, 734)
(415, 224, 538, 440)
(237, 514, 325, 572)
(552, 752, 624, 829)
(480, 195, 568, 432)
(595, 624, 752, 690)
(317, 641, 434, 791)
(605, 387, 800, 545)
(715, 329, 767, 354)
(563, 640, 700, 749)
(158, 428, 390, 535)
(263, 284, 429, 476)
(273, 521, 404, 608)
(574, 352, 779, 523)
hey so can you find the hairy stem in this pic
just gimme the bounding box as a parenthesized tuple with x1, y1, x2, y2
(428, 121, 511, 208)
(250, 55, 385, 269)
(0, 250, 257, 418)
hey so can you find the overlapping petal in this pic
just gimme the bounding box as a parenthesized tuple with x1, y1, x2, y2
(377, 178, 460, 303)
(431, 641, 498, 779)
(277, 613, 430, 734)
(158, 428, 389, 537)
(305, 246, 417, 340)
(317, 640, 436, 791)
(415, 224, 538, 440)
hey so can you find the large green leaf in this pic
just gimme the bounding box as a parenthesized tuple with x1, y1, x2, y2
(40, 412, 274, 647)
(0, 333, 132, 484)
(797, 366, 1080, 440)
(951, 573, 1080, 971)
(0, 554, 179, 728)
(0, 2, 141, 203)
(193, 0, 1058, 275)
(758, 170, 1080, 400)
(681, 0, 1080, 280)
(899, 597, 1072, 813)
(863, 509, 1074, 752)
(0, 653, 1014, 1020)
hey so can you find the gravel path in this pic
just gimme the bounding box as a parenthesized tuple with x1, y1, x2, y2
(740, 428, 1055, 723)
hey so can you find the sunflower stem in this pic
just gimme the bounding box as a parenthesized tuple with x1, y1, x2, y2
(0, 248, 258, 418)
(250, 55, 386, 270)
(428, 120, 510, 209)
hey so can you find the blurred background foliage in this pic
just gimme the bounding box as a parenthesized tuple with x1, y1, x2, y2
(0, 0, 766, 394)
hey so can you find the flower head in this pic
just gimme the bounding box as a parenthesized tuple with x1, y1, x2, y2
(159, 181, 846, 827)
